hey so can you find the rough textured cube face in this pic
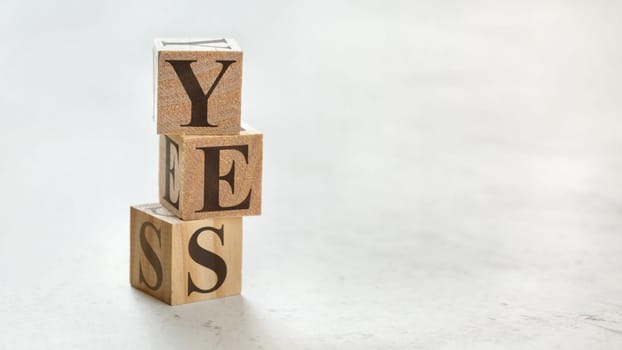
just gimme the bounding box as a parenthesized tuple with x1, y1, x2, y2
(154, 38, 242, 135)
(130, 203, 242, 305)
(159, 125, 263, 220)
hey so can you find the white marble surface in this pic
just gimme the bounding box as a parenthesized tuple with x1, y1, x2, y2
(1, 0, 622, 348)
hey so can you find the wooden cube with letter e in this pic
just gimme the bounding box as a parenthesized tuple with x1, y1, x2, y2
(159, 124, 262, 220)
(154, 38, 243, 135)
(130, 203, 242, 305)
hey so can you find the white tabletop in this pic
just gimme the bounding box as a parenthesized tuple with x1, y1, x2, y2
(1, 0, 621, 348)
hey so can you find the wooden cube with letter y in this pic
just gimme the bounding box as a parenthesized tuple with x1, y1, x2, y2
(159, 125, 262, 220)
(154, 38, 243, 135)
(130, 203, 242, 305)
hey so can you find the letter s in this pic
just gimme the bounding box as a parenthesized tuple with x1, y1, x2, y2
(139, 221, 163, 291)
(187, 225, 227, 295)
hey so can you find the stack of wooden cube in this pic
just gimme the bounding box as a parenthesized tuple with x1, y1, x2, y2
(129, 38, 263, 305)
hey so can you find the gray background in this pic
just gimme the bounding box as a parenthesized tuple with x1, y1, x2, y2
(1, 0, 621, 348)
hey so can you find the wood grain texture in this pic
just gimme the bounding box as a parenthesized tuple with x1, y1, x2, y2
(154, 38, 242, 135)
(130, 203, 242, 305)
(159, 125, 263, 220)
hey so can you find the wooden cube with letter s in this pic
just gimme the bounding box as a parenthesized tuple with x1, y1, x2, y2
(130, 203, 242, 305)
(159, 124, 262, 220)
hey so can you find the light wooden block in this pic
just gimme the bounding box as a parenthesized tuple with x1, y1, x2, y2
(159, 125, 262, 220)
(154, 38, 242, 135)
(130, 203, 242, 305)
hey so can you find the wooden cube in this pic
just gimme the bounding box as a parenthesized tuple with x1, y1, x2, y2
(130, 203, 242, 305)
(154, 38, 242, 135)
(159, 125, 262, 220)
